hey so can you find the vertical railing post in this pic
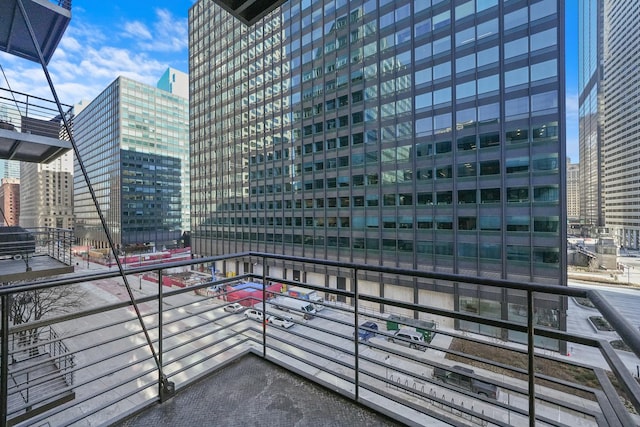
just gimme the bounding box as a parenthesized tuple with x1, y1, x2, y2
(262, 256, 267, 358)
(1, 295, 10, 427)
(527, 290, 536, 426)
(354, 268, 359, 401)
(157, 268, 165, 401)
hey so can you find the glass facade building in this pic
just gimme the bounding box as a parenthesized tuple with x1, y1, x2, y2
(190, 0, 566, 283)
(578, 0, 604, 236)
(599, 1, 640, 249)
(74, 76, 189, 251)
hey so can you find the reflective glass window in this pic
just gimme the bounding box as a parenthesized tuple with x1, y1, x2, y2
(480, 188, 500, 203)
(531, 59, 557, 81)
(507, 215, 530, 231)
(505, 67, 529, 88)
(457, 80, 476, 99)
(504, 8, 528, 30)
(531, 28, 557, 51)
(477, 46, 499, 67)
(477, 18, 498, 38)
(531, 91, 558, 113)
(415, 18, 432, 37)
(507, 187, 529, 202)
(458, 189, 476, 203)
(434, 61, 451, 79)
(505, 37, 529, 59)
(456, 54, 475, 73)
(478, 74, 499, 94)
(433, 36, 451, 55)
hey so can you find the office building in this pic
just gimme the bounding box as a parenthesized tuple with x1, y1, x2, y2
(0, 160, 20, 179)
(0, 177, 20, 226)
(157, 67, 189, 99)
(190, 0, 566, 343)
(578, 0, 604, 237)
(19, 152, 74, 229)
(73, 72, 189, 251)
(596, 1, 640, 249)
(567, 159, 580, 225)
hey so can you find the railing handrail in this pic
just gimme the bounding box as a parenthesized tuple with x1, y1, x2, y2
(0, 88, 74, 113)
(0, 251, 581, 298)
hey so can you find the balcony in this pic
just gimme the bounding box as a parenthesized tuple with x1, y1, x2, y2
(0, 87, 73, 164)
(0, 0, 71, 65)
(0, 227, 74, 282)
(1, 252, 639, 426)
(207, 0, 288, 26)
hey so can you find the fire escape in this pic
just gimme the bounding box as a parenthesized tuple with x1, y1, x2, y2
(0, 1, 75, 422)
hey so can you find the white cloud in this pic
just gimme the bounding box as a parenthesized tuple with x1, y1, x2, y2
(136, 9, 188, 53)
(1, 5, 188, 109)
(124, 21, 152, 40)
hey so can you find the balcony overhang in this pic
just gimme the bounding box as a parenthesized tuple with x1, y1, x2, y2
(209, 0, 287, 26)
(0, 0, 72, 65)
(0, 88, 73, 163)
(0, 255, 74, 282)
(0, 126, 71, 163)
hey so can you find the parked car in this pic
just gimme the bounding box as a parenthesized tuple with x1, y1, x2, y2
(387, 328, 427, 351)
(267, 315, 294, 329)
(355, 321, 379, 341)
(432, 365, 499, 399)
(224, 302, 245, 313)
(245, 308, 264, 321)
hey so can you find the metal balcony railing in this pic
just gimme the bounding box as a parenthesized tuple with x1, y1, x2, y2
(1, 252, 639, 426)
(0, 227, 74, 265)
(0, 87, 73, 142)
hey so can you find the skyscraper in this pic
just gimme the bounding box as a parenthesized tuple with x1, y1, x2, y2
(19, 152, 74, 229)
(157, 67, 189, 99)
(73, 73, 189, 251)
(0, 160, 20, 179)
(0, 177, 20, 226)
(598, 1, 640, 249)
(578, 0, 604, 237)
(190, 0, 566, 341)
(566, 159, 580, 225)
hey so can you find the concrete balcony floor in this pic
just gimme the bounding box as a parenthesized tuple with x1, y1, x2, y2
(117, 354, 403, 427)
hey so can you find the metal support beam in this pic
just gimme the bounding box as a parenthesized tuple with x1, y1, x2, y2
(262, 256, 267, 359)
(527, 290, 536, 426)
(354, 268, 359, 401)
(1, 296, 9, 427)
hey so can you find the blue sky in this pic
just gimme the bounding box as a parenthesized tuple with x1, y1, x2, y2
(0, 1, 192, 105)
(0, 0, 580, 161)
(565, 0, 579, 162)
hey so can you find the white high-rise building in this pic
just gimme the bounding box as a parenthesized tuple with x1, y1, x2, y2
(19, 151, 74, 229)
(600, 0, 640, 248)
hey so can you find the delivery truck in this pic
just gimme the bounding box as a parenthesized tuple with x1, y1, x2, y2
(283, 286, 325, 311)
(270, 296, 317, 320)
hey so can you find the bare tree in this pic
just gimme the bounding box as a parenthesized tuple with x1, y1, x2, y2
(7, 283, 85, 357)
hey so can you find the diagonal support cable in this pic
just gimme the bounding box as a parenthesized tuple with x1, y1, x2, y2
(15, 0, 174, 396)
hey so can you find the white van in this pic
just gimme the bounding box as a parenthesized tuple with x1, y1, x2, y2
(388, 328, 427, 351)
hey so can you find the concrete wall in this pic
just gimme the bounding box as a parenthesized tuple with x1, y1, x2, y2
(418, 289, 454, 329)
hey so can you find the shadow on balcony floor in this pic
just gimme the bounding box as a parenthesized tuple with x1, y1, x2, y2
(117, 354, 402, 427)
